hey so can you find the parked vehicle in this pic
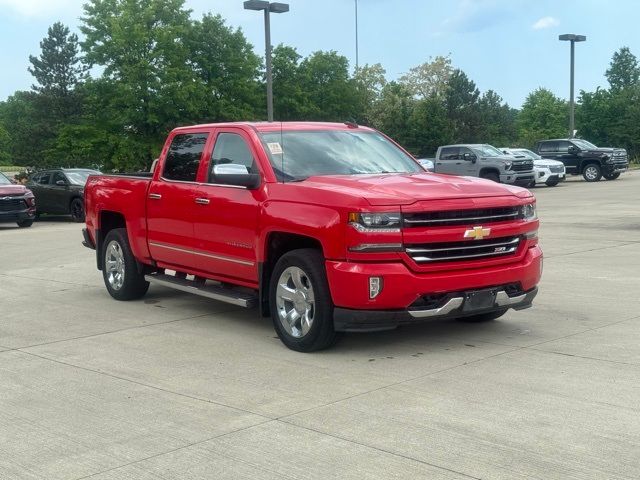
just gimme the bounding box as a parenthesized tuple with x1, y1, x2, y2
(27, 168, 100, 222)
(533, 138, 628, 182)
(501, 148, 566, 187)
(83, 122, 542, 352)
(0, 172, 36, 228)
(434, 144, 535, 186)
(417, 158, 435, 171)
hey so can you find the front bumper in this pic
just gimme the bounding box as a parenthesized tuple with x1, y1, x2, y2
(335, 286, 538, 332)
(534, 167, 565, 185)
(500, 173, 535, 186)
(0, 210, 35, 224)
(327, 246, 543, 331)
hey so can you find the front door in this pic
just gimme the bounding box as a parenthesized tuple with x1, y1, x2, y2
(146, 131, 210, 271)
(50, 171, 71, 214)
(558, 140, 579, 173)
(193, 130, 263, 284)
(458, 147, 480, 176)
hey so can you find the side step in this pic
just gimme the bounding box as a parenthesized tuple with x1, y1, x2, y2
(145, 273, 258, 308)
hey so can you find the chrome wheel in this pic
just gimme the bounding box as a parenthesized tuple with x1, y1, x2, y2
(584, 166, 599, 181)
(275, 266, 315, 338)
(105, 240, 125, 291)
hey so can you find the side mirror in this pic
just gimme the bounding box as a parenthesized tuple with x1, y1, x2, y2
(463, 153, 477, 163)
(568, 145, 579, 154)
(212, 164, 261, 189)
(56, 180, 67, 186)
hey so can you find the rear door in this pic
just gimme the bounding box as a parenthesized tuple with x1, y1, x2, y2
(192, 129, 264, 283)
(146, 131, 210, 270)
(538, 141, 560, 161)
(435, 147, 461, 175)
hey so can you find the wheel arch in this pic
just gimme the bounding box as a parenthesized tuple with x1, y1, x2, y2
(96, 211, 127, 270)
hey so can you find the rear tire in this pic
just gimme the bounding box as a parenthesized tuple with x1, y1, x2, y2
(545, 177, 559, 187)
(70, 198, 85, 222)
(17, 219, 33, 228)
(481, 172, 500, 183)
(457, 308, 508, 323)
(269, 248, 339, 352)
(102, 228, 149, 301)
(582, 164, 602, 182)
(603, 171, 620, 180)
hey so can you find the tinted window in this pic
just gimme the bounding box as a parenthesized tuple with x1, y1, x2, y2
(52, 172, 66, 185)
(440, 147, 459, 160)
(459, 147, 473, 157)
(163, 133, 208, 182)
(36, 173, 51, 185)
(538, 141, 557, 153)
(210, 133, 256, 178)
(557, 141, 571, 153)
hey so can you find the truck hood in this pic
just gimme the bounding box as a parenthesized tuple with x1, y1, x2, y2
(583, 147, 626, 156)
(299, 173, 531, 206)
(534, 159, 564, 168)
(0, 184, 31, 196)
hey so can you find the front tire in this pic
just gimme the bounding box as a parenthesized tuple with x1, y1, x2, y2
(546, 177, 559, 187)
(102, 228, 149, 301)
(582, 164, 602, 182)
(269, 248, 339, 352)
(17, 219, 33, 228)
(70, 198, 85, 222)
(603, 171, 620, 180)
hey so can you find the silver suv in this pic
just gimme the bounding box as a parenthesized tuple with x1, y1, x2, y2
(434, 144, 535, 186)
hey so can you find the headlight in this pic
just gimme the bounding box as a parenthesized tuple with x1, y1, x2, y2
(520, 203, 537, 221)
(349, 212, 402, 232)
(504, 161, 513, 170)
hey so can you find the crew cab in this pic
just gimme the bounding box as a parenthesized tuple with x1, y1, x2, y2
(83, 122, 542, 352)
(434, 144, 535, 186)
(534, 138, 628, 182)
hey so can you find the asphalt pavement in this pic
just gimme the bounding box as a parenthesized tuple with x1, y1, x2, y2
(1, 171, 639, 479)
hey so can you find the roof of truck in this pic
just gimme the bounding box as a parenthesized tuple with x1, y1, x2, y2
(172, 121, 376, 133)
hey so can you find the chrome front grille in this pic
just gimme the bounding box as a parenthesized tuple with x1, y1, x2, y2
(549, 165, 564, 173)
(0, 198, 25, 212)
(406, 236, 521, 263)
(404, 206, 521, 227)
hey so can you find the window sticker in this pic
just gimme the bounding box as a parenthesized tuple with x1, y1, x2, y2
(267, 142, 283, 155)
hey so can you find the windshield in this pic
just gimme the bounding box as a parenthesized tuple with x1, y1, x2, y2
(65, 170, 99, 185)
(0, 172, 11, 185)
(572, 139, 598, 149)
(515, 149, 542, 160)
(259, 130, 422, 181)
(474, 145, 506, 157)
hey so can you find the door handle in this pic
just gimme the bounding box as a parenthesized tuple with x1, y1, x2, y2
(195, 198, 210, 205)
(149, 193, 162, 200)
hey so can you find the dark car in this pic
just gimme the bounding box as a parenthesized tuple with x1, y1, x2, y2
(27, 168, 100, 222)
(534, 138, 628, 182)
(0, 172, 36, 228)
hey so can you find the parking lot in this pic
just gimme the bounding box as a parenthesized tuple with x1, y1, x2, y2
(1, 172, 639, 480)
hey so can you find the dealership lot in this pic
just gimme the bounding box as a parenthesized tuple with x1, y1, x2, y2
(1, 172, 639, 479)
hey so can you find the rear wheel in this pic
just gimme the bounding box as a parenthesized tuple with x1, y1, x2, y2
(457, 308, 508, 323)
(102, 228, 149, 301)
(70, 198, 85, 222)
(481, 172, 500, 183)
(603, 171, 620, 180)
(582, 164, 602, 182)
(269, 248, 339, 352)
(17, 219, 33, 228)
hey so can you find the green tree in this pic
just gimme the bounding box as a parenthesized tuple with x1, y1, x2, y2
(605, 47, 640, 92)
(299, 51, 359, 121)
(0, 92, 44, 167)
(81, 0, 197, 168)
(407, 95, 453, 156)
(444, 69, 481, 142)
(189, 14, 262, 122)
(0, 122, 11, 165)
(517, 88, 567, 147)
(271, 44, 308, 120)
(352, 63, 387, 125)
(478, 90, 517, 147)
(369, 81, 416, 149)
(399, 55, 452, 99)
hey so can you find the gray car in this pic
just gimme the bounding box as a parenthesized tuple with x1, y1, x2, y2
(434, 144, 535, 186)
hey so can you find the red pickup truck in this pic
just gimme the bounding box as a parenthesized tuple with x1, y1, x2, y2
(83, 122, 542, 351)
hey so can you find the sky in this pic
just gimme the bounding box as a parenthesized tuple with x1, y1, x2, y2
(1, 0, 639, 108)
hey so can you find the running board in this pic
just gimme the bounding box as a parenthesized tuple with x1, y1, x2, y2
(145, 273, 257, 308)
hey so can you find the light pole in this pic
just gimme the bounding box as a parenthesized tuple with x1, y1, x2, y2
(355, 0, 359, 70)
(244, 1, 290, 122)
(559, 33, 586, 138)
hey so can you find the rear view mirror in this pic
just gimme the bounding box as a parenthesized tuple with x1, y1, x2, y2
(212, 164, 260, 189)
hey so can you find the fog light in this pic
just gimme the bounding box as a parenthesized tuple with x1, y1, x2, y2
(369, 276, 383, 299)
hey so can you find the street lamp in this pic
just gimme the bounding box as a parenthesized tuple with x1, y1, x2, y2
(244, 1, 290, 122)
(559, 33, 586, 138)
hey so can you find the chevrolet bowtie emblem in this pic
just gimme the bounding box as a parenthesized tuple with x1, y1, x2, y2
(464, 226, 491, 240)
